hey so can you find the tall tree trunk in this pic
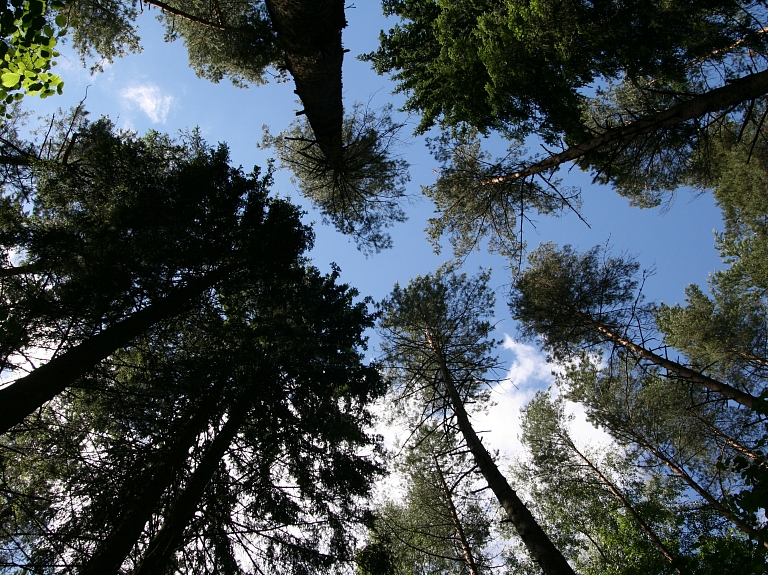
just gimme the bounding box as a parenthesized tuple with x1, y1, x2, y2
(263, 0, 345, 167)
(81, 394, 220, 575)
(129, 396, 255, 575)
(425, 333, 577, 575)
(484, 69, 768, 186)
(561, 435, 681, 571)
(0, 262, 43, 277)
(626, 426, 768, 548)
(0, 265, 233, 434)
(432, 455, 481, 575)
(576, 310, 763, 410)
(692, 413, 765, 462)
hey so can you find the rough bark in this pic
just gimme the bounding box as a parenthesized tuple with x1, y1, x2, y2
(80, 397, 219, 575)
(129, 397, 254, 575)
(0, 265, 232, 434)
(425, 333, 577, 575)
(263, 0, 345, 166)
(485, 69, 768, 186)
(432, 454, 480, 575)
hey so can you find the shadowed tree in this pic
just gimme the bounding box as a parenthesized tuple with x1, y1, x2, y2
(0, 115, 311, 432)
(56, 0, 410, 251)
(509, 242, 765, 410)
(1, 156, 386, 574)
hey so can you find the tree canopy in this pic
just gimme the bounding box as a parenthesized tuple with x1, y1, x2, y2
(0, 0, 65, 117)
(4, 1, 768, 573)
(364, 0, 768, 259)
(366, 0, 768, 141)
(0, 116, 386, 573)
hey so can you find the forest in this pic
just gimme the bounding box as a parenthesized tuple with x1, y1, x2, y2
(0, 0, 767, 573)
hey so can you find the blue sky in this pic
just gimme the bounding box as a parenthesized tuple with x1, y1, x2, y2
(25, 4, 728, 455)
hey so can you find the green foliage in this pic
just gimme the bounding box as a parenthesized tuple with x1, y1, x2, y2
(64, 0, 281, 81)
(575, 79, 716, 208)
(0, 119, 385, 574)
(365, 0, 760, 142)
(159, 0, 281, 86)
(516, 390, 684, 575)
(364, 426, 494, 575)
(263, 103, 410, 254)
(562, 357, 768, 559)
(379, 265, 499, 414)
(507, 193, 768, 561)
(0, 111, 311, 375)
(0, 0, 66, 117)
(652, 133, 768, 390)
(509, 242, 643, 362)
(650, 135, 768, 539)
(424, 130, 581, 261)
(1, 266, 385, 573)
(65, 0, 140, 68)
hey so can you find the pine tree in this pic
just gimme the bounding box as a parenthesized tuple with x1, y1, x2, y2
(379, 266, 577, 575)
(363, 424, 493, 575)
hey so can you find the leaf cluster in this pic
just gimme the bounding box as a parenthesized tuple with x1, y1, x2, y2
(365, 0, 761, 142)
(0, 0, 66, 117)
(509, 242, 644, 362)
(0, 119, 386, 574)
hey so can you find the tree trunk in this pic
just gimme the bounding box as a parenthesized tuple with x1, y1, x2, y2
(263, 0, 345, 167)
(80, 395, 220, 575)
(0, 266, 233, 434)
(0, 262, 44, 277)
(129, 396, 254, 575)
(425, 334, 577, 575)
(627, 426, 767, 548)
(562, 436, 681, 570)
(577, 310, 763, 411)
(692, 413, 765, 463)
(485, 69, 768, 186)
(432, 455, 481, 575)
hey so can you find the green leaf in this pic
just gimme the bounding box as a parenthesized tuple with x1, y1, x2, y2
(54, 14, 67, 27)
(1, 72, 20, 87)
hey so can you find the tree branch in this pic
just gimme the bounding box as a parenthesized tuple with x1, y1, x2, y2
(484, 69, 768, 186)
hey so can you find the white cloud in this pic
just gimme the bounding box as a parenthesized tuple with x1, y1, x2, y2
(121, 83, 174, 123)
(474, 337, 613, 462)
(502, 335, 556, 387)
(471, 338, 554, 460)
(563, 400, 615, 450)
